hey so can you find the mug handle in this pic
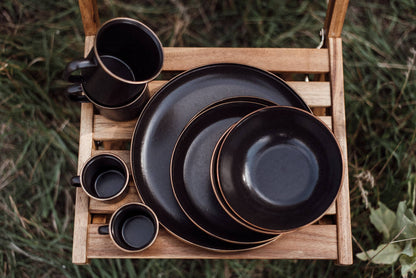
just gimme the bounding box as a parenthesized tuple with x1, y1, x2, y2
(98, 225, 109, 235)
(71, 176, 81, 187)
(66, 84, 89, 103)
(63, 59, 97, 83)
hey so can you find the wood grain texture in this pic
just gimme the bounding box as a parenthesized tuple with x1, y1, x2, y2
(89, 183, 140, 213)
(87, 224, 337, 259)
(72, 36, 95, 265)
(163, 48, 330, 73)
(148, 80, 331, 108)
(326, 0, 350, 38)
(78, 0, 100, 36)
(72, 103, 93, 264)
(324, 0, 335, 40)
(91, 214, 107, 224)
(328, 37, 353, 265)
(93, 116, 136, 141)
(84, 36, 95, 54)
(93, 115, 333, 141)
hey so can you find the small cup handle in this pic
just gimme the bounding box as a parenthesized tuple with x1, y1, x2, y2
(63, 59, 97, 83)
(71, 176, 81, 187)
(98, 225, 109, 235)
(66, 84, 89, 103)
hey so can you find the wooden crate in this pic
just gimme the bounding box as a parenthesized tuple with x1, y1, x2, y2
(72, 0, 353, 265)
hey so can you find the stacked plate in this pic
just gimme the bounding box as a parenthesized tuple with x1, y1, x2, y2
(211, 106, 344, 234)
(130, 63, 344, 251)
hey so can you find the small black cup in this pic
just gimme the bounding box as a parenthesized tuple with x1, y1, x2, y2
(63, 17, 164, 121)
(72, 153, 129, 202)
(98, 203, 159, 252)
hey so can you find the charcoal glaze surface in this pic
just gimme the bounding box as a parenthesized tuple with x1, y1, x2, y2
(121, 215, 155, 249)
(131, 64, 310, 250)
(110, 203, 158, 251)
(171, 100, 278, 244)
(217, 106, 343, 232)
(94, 169, 126, 198)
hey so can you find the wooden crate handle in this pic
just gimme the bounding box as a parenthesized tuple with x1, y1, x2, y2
(324, 0, 350, 38)
(78, 0, 100, 36)
(77, 0, 349, 39)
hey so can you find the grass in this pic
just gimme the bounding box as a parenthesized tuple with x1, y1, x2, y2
(1, 0, 415, 277)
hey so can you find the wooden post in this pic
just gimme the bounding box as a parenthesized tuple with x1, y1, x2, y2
(324, 0, 350, 38)
(72, 36, 95, 264)
(328, 37, 353, 265)
(78, 0, 100, 36)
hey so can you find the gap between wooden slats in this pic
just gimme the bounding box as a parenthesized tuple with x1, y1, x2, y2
(92, 115, 333, 141)
(87, 224, 337, 259)
(89, 149, 336, 215)
(163, 48, 330, 73)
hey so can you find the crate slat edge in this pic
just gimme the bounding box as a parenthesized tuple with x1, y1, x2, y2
(328, 37, 353, 265)
(163, 47, 330, 73)
(87, 224, 337, 259)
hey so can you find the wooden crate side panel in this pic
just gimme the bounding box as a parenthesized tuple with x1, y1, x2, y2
(72, 103, 94, 264)
(72, 36, 95, 265)
(87, 224, 337, 260)
(328, 37, 353, 265)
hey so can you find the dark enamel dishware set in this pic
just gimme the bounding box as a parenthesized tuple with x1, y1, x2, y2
(65, 18, 344, 252)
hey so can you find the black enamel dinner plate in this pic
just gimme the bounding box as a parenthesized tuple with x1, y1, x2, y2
(130, 63, 310, 250)
(216, 106, 343, 232)
(171, 99, 279, 244)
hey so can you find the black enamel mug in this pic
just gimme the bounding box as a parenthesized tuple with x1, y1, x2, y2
(71, 153, 129, 202)
(63, 17, 164, 121)
(98, 203, 159, 252)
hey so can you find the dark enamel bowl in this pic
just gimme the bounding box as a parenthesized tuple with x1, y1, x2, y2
(216, 106, 344, 233)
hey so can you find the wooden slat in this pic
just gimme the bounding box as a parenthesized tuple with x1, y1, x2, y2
(288, 82, 331, 107)
(87, 224, 337, 259)
(163, 48, 330, 73)
(327, 202, 336, 215)
(89, 183, 140, 213)
(84, 36, 94, 55)
(93, 116, 136, 141)
(72, 36, 95, 265)
(328, 37, 353, 265)
(78, 0, 100, 36)
(72, 103, 93, 265)
(148, 81, 331, 108)
(91, 214, 107, 224)
(93, 115, 333, 141)
(326, 0, 350, 38)
(320, 116, 332, 130)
